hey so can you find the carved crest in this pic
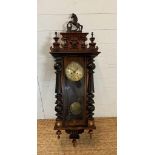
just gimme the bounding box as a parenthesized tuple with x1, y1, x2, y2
(67, 13, 83, 32)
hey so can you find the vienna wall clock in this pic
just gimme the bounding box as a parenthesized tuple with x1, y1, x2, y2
(50, 13, 101, 146)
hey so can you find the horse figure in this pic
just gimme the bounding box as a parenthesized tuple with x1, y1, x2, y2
(67, 13, 83, 32)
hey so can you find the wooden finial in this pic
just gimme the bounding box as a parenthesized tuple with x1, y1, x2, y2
(55, 32, 57, 37)
(88, 129, 93, 139)
(72, 139, 77, 147)
(53, 32, 60, 49)
(89, 32, 96, 48)
(56, 130, 62, 139)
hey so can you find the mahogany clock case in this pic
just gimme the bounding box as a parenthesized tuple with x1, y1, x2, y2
(50, 13, 100, 146)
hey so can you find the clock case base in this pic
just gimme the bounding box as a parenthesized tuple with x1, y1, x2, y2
(50, 32, 100, 146)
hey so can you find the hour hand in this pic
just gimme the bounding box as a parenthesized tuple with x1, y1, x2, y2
(68, 68, 74, 72)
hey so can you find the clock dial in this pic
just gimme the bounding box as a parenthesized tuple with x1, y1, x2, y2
(65, 61, 84, 81)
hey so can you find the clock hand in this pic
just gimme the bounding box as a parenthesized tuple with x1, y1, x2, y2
(73, 67, 78, 73)
(69, 68, 74, 72)
(71, 68, 77, 73)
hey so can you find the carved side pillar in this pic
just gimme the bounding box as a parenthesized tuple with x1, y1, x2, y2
(87, 56, 96, 138)
(87, 56, 95, 119)
(54, 57, 63, 138)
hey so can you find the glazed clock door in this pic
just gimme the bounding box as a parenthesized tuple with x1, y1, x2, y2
(63, 56, 87, 127)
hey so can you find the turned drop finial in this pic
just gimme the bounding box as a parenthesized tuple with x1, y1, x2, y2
(55, 32, 57, 37)
(56, 130, 62, 139)
(88, 129, 93, 139)
(72, 139, 77, 147)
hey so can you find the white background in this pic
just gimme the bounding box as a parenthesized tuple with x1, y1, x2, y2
(37, 0, 117, 119)
(0, 0, 155, 155)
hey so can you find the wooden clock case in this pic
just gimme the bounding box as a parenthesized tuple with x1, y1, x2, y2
(50, 14, 100, 146)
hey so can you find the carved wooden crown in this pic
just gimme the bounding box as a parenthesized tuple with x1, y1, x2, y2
(50, 13, 100, 55)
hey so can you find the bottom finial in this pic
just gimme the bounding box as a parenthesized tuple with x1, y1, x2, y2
(88, 129, 93, 139)
(56, 130, 62, 139)
(72, 139, 77, 147)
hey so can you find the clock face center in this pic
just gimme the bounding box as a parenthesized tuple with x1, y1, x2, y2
(70, 102, 81, 115)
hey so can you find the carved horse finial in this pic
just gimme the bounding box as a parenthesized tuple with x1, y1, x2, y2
(67, 13, 83, 32)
